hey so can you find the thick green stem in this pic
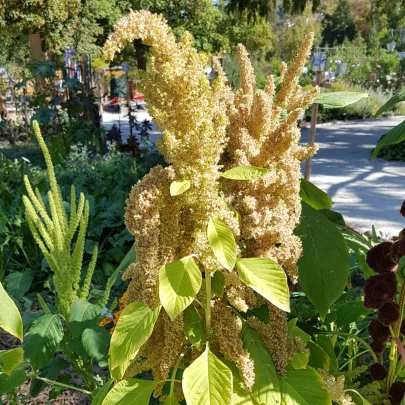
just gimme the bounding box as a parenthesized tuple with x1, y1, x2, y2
(205, 270, 211, 348)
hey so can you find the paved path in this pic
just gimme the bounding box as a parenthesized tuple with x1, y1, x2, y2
(301, 117, 405, 237)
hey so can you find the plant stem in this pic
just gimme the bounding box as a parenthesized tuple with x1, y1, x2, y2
(340, 350, 368, 370)
(205, 270, 211, 348)
(32, 376, 92, 395)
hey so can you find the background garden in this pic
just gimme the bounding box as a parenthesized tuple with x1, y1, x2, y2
(2, 0, 405, 405)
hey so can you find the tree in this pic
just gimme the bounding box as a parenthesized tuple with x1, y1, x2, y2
(322, 0, 357, 46)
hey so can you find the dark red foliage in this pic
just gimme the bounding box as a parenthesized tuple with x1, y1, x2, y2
(378, 302, 400, 326)
(401, 320, 405, 336)
(370, 340, 386, 354)
(366, 242, 396, 273)
(363, 272, 397, 309)
(368, 319, 390, 342)
(400, 200, 405, 217)
(390, 381, 405, 405)
(370, 363, 387, 381)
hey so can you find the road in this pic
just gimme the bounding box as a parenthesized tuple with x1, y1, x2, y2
(301, 116, 405, 237)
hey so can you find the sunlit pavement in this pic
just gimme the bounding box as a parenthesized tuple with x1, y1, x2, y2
(301, 116, 405, 237)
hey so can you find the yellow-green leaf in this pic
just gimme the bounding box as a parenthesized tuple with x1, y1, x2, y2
(183, 305, 204, 350)
(236, 258, 290, 312)
(0, 348, 24, 375)
(0, 282, 23, 341)
(183, 347, 232, 405)
(313, 91, 368, 109)
(221, 166, 269, 180)
(170, 180, 190, 196)
(101, 378, 159, 405)
(291, 353, 308, 370)
(207, 219, 237, 271)
(164, 392, 181, 405)
(159, 256, 202, 321)
(109, 302, 161, 376)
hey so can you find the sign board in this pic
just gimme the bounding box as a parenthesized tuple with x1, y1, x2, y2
(121, 62, 130, 72)
(311, 52, 327, 72)
(0, 68, 8, 78)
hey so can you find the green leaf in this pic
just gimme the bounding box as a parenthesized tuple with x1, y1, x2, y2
(183, 305, 204, 351)
(69, 300, 102, 337)
(207, 218, 237, 271)
(241, 324, 281, 405)
(6, 269, 34, 300)
(211, 270, 225, 297)
(101, 378, 159, 405)
(22, 314, 64, 370)
(313, 91, 368, 109)
(318, 209, 346, 226)
(82, 327, 110, 360)
(334, 301, 369, 328)
(280, 366, 332, 405)
(159, 256, 202, 321)
(236, 258, 290, 312)
(183, 346, 232, 405)
(91, 379, 113, 405)
(0, 282, 23, 341)
(221, 166, 269, 180)
(307, 341, 330, 371)
(346, 389, 372, 405)
(0, 365, 26, 395)
(372, 119, 405, 159)
(30, 357, 69, 398)
(295, 202, 350, 320)
(374, 89, 405, 117)
(164, 392, 181, 405)
(170, 180, 190, 196)
(315, 335, 338, 372)
(342, 232, 374, 278)
(106, 244, 136, 290)
(109, 302, 161, 376)
(291, 353, 309, 370)
(287, 319, 311, 343)
(0, 348, 24, 375)
(300, 179, 332, 210)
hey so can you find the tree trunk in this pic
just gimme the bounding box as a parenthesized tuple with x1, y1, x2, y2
(134, 39, 147, 71)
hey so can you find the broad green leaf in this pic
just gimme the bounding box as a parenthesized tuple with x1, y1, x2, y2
(207, 218, 237, 271)
(82, 327, 110, 360)
(300, 179, 332, 210)
(109, 302, 161, 374)
(0, 282, 23, 341)
(241, 324, 281, 405)
(291, 353, 308, 370)
(287, 319, 311, 343)
(69, 300, 102, 337)
(6, 269, 34, 300)
(236, 258, 290, 312)
(0, 348, 24, 375)
(22, 314, 64, 370)
(281, 366, 332, 405)
(342, 232, 374, 278)
(164, 392, 181, 405)
(315, 335, 338, 372)
(346, 389, 372, 405)
(313, 91, 368, 109)
(170, 180, 190, 196)
(159, 256, 202, 320)
(30, 357, 69, 398)
(211, 270, 225, 297)
(318, 209, 346, 226)
(0, 365, 26, 395)
(223, 360, 256, 405)
(91, 379, 113, 405)
(183, 305, 204, 350)
(106, 244, 136, 289)
(372, 119, 405, 159)
(221, 166, 269, 180)
(183, 346, 232, 405)
(374, 89, 405, 117)
(295, 202, 350, 320)
(101, 378, 159, 405)
(335, 301, 370, 328)
(307, 341, 330, 371)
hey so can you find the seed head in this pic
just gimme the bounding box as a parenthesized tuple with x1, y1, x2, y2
(370, 363, 387, 381)
(378, 302, 400, 326)
(366, 242, 396, 273)
(389, 381, 405, 405)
